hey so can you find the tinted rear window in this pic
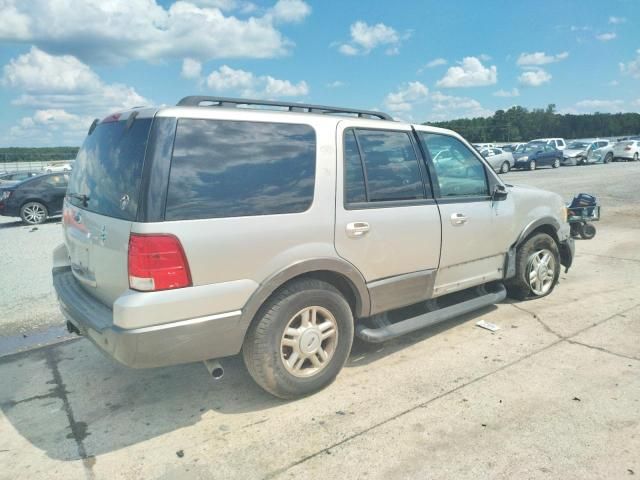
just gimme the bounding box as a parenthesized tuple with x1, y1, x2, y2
(68, 118, 152, 220)
(165, 119, 316, 220)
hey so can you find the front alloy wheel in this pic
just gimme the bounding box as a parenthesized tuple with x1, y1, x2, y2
(500, 161, 510, 174)
(527, 249, 556, 296)
(528, 160, 536, 171)
(552, 158, 560, 168)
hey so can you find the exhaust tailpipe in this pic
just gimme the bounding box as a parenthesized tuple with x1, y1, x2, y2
(203, 359, 224, 380)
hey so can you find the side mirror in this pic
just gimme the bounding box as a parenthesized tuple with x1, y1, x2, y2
(492, 184, 508, 201)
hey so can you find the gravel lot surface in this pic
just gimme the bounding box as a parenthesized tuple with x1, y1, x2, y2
(0, 161, 638, 479)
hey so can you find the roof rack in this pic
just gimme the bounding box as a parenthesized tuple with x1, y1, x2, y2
(176, 96, 393, 121)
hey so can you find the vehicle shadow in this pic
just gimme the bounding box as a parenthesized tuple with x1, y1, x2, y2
(0, 304, 495, 461)
(0, 218, 61, 229)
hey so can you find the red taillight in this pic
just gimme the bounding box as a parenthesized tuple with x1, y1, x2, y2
(128, 234, 192, 291)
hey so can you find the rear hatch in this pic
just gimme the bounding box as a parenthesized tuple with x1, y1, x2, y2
(64, 113, 153, 307)
(613, 141, 632, 154)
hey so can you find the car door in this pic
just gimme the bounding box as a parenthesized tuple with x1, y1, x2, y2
(414, 128, 515, 296)
(334, 122, 442, 313)
(41, 174, 69, 214)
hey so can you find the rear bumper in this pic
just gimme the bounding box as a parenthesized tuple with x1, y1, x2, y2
(53, 267, 245, 368)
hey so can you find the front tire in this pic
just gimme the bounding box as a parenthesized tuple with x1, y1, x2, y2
(528, 160, 536, 171)
(552, 158, 560, 168)
(506, 233, 560, 300)
(500, 161, 511, 174)
(579, 223, 596, 239)
(242, 279, 354, 399)
(20, 201, 48, 225)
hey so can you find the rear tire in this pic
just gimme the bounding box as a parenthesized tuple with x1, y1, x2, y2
(506, 233, 560, 300)
(552, 158, 560, 168)
(604, 153, 613, 164)
(20, 201, 48, 225)
(634, 153, 639, 162)
(242, 279, 354, 399)
(500, 161, 510, 174)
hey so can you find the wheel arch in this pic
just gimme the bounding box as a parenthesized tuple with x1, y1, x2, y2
(239, 258, 371, 340)
(515, 217, 560, 248)
(19, 198, 49, 213)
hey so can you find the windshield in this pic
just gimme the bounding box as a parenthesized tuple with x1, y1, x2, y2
(67, 118, 152, 220)
(567, 142, 589, 149)
(521, 143, 545, 153)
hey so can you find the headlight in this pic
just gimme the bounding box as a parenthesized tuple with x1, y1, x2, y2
(0, 191, 11, 201)
(520, 156, 528, 161)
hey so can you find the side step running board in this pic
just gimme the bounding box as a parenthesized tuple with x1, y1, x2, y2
(356, 283, 506, 343)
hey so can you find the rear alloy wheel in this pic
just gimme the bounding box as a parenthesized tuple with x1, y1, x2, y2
(20, 201, 48, 225)
(552, 158, 560, 168)
(506, 232, 560, 300)
(528, 160, 536, 171)
(604, 153, 613, 164)
(243, 279, 354, 399)
(634, 153, 639, 162)
(500, 161, 510, 174)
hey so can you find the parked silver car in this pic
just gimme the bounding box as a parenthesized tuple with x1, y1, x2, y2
(480, 147, 514, 173)
(563, 139, 612, 166)
(53, 96, 574, 398)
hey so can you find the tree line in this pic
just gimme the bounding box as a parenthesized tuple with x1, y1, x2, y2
(0, 147, 79, 162)
(425, 104, 640, 143)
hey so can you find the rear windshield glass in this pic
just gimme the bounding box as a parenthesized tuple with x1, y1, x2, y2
(68, 118, 152, 220)
(165, 119, 316, 220)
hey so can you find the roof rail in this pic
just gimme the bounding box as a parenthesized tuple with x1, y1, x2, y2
(176, 96, 393, 121)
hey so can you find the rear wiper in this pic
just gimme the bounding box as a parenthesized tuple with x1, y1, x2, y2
(68, 192, 90, 207)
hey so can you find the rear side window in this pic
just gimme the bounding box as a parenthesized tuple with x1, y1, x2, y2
(165, 119, 316, 220)
(69, 118, 152, 220)
(344, 128, 427, 206)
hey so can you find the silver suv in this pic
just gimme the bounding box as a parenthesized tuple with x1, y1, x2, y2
(53, 97, 574, 398)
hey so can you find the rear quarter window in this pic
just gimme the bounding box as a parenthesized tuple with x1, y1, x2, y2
(165, 119, 316, 220)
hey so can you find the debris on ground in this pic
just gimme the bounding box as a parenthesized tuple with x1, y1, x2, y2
(476, 320, 500, 332)
(176, 450, 184, 458)
(572, 397, 581, 402)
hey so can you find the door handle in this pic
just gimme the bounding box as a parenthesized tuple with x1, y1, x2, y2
(450, 213, 468, 226)
(346, 221, 370, 237)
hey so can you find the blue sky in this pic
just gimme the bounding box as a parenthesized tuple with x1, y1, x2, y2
(0, 0, 639, 146)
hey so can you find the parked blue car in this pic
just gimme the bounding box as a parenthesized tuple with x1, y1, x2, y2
(513, 142, 562, 170)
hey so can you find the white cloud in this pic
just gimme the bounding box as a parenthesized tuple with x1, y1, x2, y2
(478, 53, 491, 61)
(1, 48, 149, 146)
(383, 81, 428, 113)
(608, 16, 626, 24)
(518, 68, 552, 87)
(436, 57, 497, 88)
(596, 32, 617, 41)
(5, 109, 94, 146)
(575, 99, 624, 110)
(0, 0, 309, 64)
(493, 88, 520, 97)
(338, 21, 404, 56)
(181, 58, 203, 80)
(268, 0, 311, 23)
(608, 80, 619, 87)
(326, 80, 345, 88)
(205, 65, 308, 97)
(2, 47, 100, 93)
(428, 91, 492, 121)
(619, 50, 640, 78)
(516, 51, 569, 66)
(426, 58, 447, 68)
